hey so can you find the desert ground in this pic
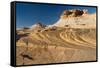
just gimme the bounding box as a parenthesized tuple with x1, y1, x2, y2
(16, 9, 96, 65)
(16, 28, 96, 65)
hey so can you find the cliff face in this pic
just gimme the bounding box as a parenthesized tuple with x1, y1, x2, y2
(54, 9, 96, 28)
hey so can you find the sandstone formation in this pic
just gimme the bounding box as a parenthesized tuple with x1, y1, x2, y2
(54, 9, 96, 28)
(60, 9, 88, 18)
(16, 9, 96, 65)
(30, 22, 46, 32)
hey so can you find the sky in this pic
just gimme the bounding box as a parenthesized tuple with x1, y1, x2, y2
(16, 2, 96, 28)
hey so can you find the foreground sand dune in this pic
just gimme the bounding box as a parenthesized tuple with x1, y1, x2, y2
(16, 28, 96, 65)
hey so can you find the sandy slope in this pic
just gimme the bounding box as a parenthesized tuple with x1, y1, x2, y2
(16, 28, 96, 65)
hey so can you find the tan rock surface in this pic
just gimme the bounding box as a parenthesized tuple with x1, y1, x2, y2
(16, 9, 96, 65)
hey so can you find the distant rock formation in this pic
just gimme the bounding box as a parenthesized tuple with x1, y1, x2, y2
(54, 9, 96, 28)
(60, 9, 88, 19)
(30, 22, 46, 32)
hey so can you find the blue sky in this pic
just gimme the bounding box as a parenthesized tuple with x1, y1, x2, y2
(16, 3, 96, 28)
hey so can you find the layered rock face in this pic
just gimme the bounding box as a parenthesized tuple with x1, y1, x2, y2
(54, 9, 96, 28)
(16, 9, 96, 65)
